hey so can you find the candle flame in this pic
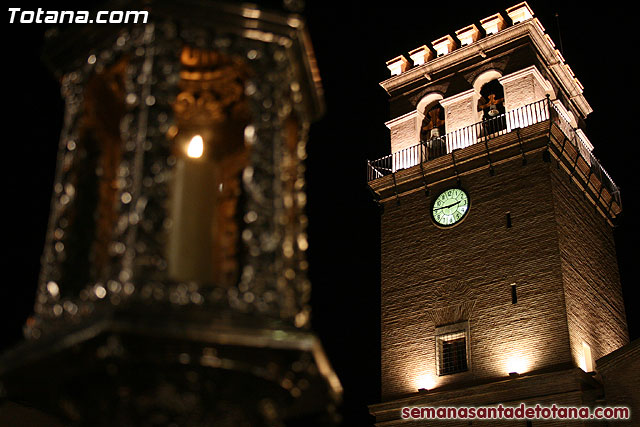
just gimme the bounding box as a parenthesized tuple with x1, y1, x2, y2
(187, 135, 204, 158)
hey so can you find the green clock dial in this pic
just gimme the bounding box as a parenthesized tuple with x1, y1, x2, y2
(431, 188, 469, 227)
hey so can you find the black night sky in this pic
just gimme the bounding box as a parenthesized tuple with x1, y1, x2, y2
(3, 1, 638, 425)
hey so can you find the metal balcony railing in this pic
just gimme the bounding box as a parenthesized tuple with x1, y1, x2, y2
(366, 98, 620, 210)
(367, 99, 549, 180)
(548, 102, 621, 208)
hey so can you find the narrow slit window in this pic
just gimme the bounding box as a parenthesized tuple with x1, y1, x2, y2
(582, 341, 594, 372)
(511, 283, 517, 304)
(506, 211, 512, 228)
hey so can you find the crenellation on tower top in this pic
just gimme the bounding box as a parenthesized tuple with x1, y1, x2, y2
(506, 2, 534, 25)
(480, 13, 507, 36)
(408, 45, 434, 67)
(531, 16, 546, 34)
(455, 24, 481, 47)
(431, 34, 458, 57)
(384, 2, 571, 98)
(545, 33, 556, 49)
(386, 55, 410, 76)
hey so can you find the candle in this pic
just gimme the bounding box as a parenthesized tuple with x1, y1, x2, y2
(167, 135, 216, 283)
(166, 133, 247, 286)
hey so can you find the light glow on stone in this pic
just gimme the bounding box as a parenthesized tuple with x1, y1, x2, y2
(415, 373, 437, 391)
(506, 356, 529, 375)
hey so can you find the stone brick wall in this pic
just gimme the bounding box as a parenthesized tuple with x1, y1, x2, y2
(380, 153, 575, 399)
(550, 168, 629, 369)
(388, 112, 418, 154)
(499, 66, 552, 112)
(441, 89, 477, 133)
(597, 339, 640, 427)
(370, 366, 604, 426)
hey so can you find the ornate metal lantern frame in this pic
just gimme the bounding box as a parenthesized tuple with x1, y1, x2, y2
(1, 2, 341, 425)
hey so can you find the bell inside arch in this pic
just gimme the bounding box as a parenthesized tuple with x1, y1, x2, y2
(488, 103, 500, 117)
(479, 79, 505, 120)
(422, 103, 445, 141)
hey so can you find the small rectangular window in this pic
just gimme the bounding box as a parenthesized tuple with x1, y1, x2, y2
(506, 212, 512, 228)
(511, 283, 517, 304)
(436, 322, 470, 376)
(441, 335, 467, 374)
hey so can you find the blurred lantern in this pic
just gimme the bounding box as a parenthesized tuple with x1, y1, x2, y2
(0, 1, 341, 425)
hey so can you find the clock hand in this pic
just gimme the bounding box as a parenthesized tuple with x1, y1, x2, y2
(434, 200, 461, 211)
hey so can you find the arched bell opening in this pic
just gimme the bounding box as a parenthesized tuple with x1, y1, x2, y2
(421, 103, 446, 141)
(418, 97, 447, 160)
(477, 79, 507, 136)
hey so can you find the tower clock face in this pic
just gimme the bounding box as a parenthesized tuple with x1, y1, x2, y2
(431, 188, 470, 227)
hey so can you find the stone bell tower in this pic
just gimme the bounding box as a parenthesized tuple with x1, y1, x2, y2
(367, 2, 634, 425)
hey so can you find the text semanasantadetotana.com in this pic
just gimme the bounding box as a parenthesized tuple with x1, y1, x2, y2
(401, 403, 630, 420)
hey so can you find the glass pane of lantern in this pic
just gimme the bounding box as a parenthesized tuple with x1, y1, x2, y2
(166, 46, 250, 287)
(58, 59, 126, 297)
